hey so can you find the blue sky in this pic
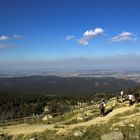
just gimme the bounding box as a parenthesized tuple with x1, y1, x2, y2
(0, 0, 140, 70)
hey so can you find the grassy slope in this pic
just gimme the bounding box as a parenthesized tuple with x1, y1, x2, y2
(1, 98, 140, 140)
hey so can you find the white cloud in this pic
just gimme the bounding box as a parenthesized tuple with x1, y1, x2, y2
(0, 44, 12, 49)
(83, 28, 104, 37)
(78, 27, 104, 46)
(110, 31, 135, 43)
(0, 34, 23, 41)
(0, 35, 10, 41)
(65, 35, 74, 40)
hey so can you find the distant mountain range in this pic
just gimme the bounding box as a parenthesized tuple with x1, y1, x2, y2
(0, 76, 139, 96)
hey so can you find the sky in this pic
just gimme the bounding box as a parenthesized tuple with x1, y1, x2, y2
(0, 0, 140, 71)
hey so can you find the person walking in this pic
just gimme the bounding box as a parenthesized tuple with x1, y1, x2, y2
(120, 91, 124, 103)
(128, 94, 133, 106)
(99, 99, 106, 117)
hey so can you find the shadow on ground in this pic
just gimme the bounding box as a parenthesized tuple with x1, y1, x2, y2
(104, 109, 113, 116)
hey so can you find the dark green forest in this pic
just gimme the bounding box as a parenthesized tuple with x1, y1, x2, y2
(0, 76, 139, 121)
(0, 76, 138, 96)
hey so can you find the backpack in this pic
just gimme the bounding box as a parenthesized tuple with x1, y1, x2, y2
(99, 102, 105, 109)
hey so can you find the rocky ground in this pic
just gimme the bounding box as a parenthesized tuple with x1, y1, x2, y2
(0, 98, 140, 140)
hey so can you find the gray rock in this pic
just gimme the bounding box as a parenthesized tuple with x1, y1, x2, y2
(129, 124, 135, 127)
(112, 122, 126, 127)
(101, 131, 124, 140)
(77, 116, 84, 121)
(74, 130, 84, 137)
(29, 138, 36, 140)
(42, 115, 53, 121)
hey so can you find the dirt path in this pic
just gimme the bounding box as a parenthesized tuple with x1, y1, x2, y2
(58, 106, 131, 132)
(0, 106, 132, 136)
(0, 123, 55, 135)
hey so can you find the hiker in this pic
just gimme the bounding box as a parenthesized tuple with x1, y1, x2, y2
(128, 94, 133, 106)
(120, 91, 124, 102)
(116, 96, 120, 103)
(99, 99, 106, 117)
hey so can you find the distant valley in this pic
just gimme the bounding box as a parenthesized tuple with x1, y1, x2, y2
(0, 75, 139, 96)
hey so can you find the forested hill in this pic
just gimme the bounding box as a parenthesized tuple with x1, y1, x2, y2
(0, 76, 138, 96)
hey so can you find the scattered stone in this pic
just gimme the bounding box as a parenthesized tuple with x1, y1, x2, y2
(112, 122, 126, 127)
(76, 115, 86, 121)
(110, 126, 120, 131)
(42, 116, 48, 121)
(112, 123, 116, 127)
(101, 131, 124, 140)
(113, 128, 119, 131)
(91, 100, 94, 104)
(77, 116, 84, 121)
(80, 108, 84, 111)
(29, 137, 36, 140)
(129, 124, 135, 127)
(44, 106, 49, 113)
(42, 115, 53, 121)
(74, 130, 84, 137)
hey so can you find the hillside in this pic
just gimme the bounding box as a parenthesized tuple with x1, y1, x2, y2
(0, 97, 140, 140)
(0, 76, 138, 96)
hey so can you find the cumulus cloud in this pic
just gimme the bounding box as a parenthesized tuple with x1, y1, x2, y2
(0, 35, 10, 41)
(0, 44, 12, 49)
(13, 34, 23, 39)
(78, 28, 104, 46)
(110, 31, 135, 43)
(83, 28, 104, 37)
(65, 35, 74, 40)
